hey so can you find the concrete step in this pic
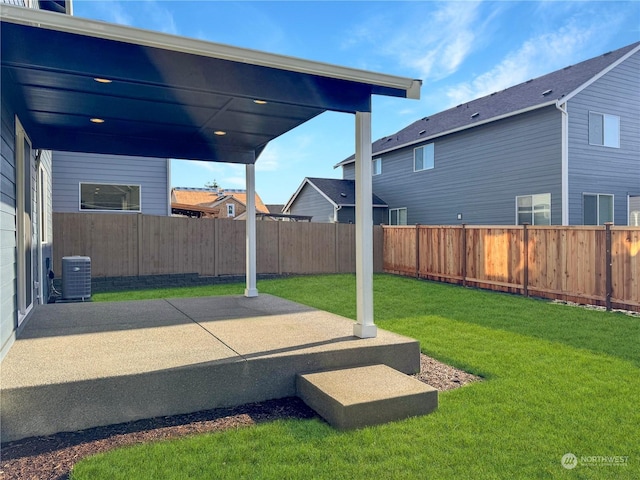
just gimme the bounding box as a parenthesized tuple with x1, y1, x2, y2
(296, 364, 438, 430)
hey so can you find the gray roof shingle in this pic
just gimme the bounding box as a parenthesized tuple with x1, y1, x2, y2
(337, 41, 639, 167)
(306, 178, 388, 206)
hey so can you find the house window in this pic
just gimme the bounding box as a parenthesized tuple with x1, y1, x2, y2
(226, 203, 235, 217)
(414, 143, 434, 171)
(389, 208, 407, 225)
(516, 193, 551, 225)
(583, 193, 614, 225)
(628, 195, 640, 226)
(589, 112, 620, 148)
(80, 183, 141, 211)
(372, 158, 381, 176)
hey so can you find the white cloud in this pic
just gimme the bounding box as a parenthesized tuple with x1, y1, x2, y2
(343, 1, 486, 81)
(256, 133, 315, 172)
(90, 1, 133, 26)
(442, 19, 612, 107)
(143, 0, 178, 35)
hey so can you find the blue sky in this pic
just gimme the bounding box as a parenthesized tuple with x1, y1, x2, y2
(73, 1, 639, 205)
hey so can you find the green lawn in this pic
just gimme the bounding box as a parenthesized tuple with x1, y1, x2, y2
(75, 274, 640, 479)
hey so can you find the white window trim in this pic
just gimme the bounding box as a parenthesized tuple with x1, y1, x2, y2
(372, 157, 381, 176)
(413, 143, 434, 172)
(515, 193, 551, 226)
(389, 207, 407, 225)
(583, 192, 614, 225)
(78, 182, 142, 212)
(227, 203, 235, 217)
(16, 116, 34, 322)
(628, 194, 640, 227)
(588, 111, 620, 148)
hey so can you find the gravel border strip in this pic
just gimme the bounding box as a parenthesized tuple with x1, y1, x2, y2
(1, 354, 481, 480)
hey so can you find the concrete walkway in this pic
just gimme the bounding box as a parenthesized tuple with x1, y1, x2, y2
(1, 295, 420, 442)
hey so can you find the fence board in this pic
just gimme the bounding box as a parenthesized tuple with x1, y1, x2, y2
(53, 213, 383, 281)
(384, 225, 640, 312)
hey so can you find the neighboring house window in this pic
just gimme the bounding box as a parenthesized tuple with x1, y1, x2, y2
(372, 158, 381, 176)
(227, 203, 235, 217)
(583, 193, 614, 225)
(389, 208, 407, 225)
(80, 183, 141, 211)
(628, 195, 640, 226)
(414, 143, 434, 171)
(516, 193, 551, 225)
(589, 112, 620, 148)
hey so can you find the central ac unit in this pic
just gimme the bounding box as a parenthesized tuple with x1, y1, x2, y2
(61, 256, 91, 301)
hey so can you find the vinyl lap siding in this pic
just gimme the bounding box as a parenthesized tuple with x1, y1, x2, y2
(288, 183, 335, 222)
(0, 100, 17, 357)
(52, 152, 169, 215)
(371, 106, 562, 225)
(342, 163, 355, 180)
(567, 50, 640, 225)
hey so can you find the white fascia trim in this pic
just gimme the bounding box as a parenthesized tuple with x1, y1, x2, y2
(336, 101, 558, 168)
(282, 178, 310, 213)
(560, 44, 640, 105)
(1, 4, 420, 99)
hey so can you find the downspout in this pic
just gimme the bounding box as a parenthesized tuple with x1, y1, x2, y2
(334, 205, 341, 223)
(556, 102, 569, 225)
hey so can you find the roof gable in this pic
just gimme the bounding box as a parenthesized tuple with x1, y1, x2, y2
(284, 177, 388, 212)
(171, 187, 269, 213)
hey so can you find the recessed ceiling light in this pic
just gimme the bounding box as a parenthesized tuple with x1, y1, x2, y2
(214, 130, 226, 136)
(253, 99, 268, 104)
(90, 118, 105, 123)
(94, 78, 112, 83)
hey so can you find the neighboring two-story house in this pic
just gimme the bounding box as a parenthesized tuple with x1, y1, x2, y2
(337, 42, 640, 226)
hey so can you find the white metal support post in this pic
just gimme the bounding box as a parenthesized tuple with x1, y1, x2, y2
(245, 163, 258, 297)
(353, 110, 377, 338)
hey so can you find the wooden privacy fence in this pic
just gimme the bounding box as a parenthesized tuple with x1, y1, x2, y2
(53, 213, 383, 278)
(383, 224, 640, 312)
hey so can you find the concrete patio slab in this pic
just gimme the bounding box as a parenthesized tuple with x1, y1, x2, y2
(1, 295, 420, 442)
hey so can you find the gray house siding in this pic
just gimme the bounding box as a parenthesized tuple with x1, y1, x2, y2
(336, 206, 387, 225)
(0, 96, 50, 359)
(365, 106, 563, 225)
(343, 163, 355, 180)
(287, 183, 335, 222)
(52, 152, 169, 215)
(567, 50, 640, 225)
(1, 98, 18, 358)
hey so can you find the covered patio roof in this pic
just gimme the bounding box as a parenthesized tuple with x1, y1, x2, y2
(1, 4, 420, 164)
(2, 3, 421, 339)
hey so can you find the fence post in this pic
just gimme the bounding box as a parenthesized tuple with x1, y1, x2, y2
(335, 222, 339, 274)
(415, 224, 420, 278)
(523, 223, 529, 297)
(137, 213, 143, 276)
(461, 224, 467, 287)
(214, 218, 219, 277)
(605, 222, 613, 311)
(277, 221, 282, 275)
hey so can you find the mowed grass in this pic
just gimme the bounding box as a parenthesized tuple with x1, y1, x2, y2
(76, 274, 640, 479)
